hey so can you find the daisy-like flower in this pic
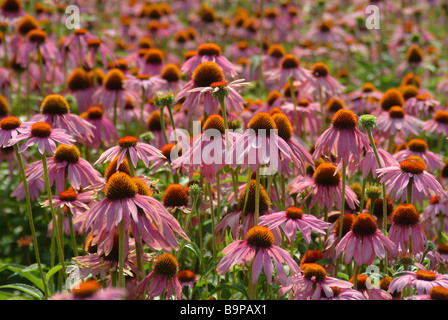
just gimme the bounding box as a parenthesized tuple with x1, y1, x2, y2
(347, 83, 383, 115)
(281, 98, 322, 138)
(172, 114, 237, 182)
(335, 213, 398, 266)
(313, 109, 370, 167)
(259, 206, 330, 244)
(350, 274, 392, 300)
(393, 138, 443, 172)
(80, 106, 118, 149)
(229, 112, 294, 175)
(266, 54, 311, 88)
(66, 68, 95, 113)
(404, 93, 439, 118)
(85, 38, 115, 70)
(389, 264, 448, 295)
(289, 162, 359, 211)
(306, 62, 344, 98)
(50, 279, 125, 300)
(17, 29, 58, 67)
(76, 172, 189, 256)
(376, 156, 446, 206)
(161, 183, 190, 214)
(217, 226, 299, 286)
(152, 64, 185, 94)
(25, 144, 102, 193)
(177, 61, 249, 117)
(30, 94, 95, 143)
(423, 195, 448, 220)
(271, 112, 314, 175)
(0, 116, 32, 147)
(359, 140, 398, 179)
(181, 42, 238, 78)
(40, 188, 94, 215)
(281, 263, 355, 300)
(95, 136, 165, 170)
(177, 270, 198, 290)
(216, 180, 273, 242)
(408, 286, 448, 300)
(376, 106, 423, 139)
(141, 48, 165, 76)
(124, 73, 161, 100)
(93, 68, 140, 121)
(388, 204, 427, 255)
(137, 253, 182, 300)
(8, 122, 74, 155)
(422, 110, 448, 137)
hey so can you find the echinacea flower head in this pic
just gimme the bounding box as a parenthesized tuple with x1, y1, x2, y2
(217, 226, 299, 286)
(422, 110, 448, 136)
(0, 116, 32, 147)
(267, 53, 312, 88)
(282, 263, 355, 300)
(389, 264, 448, 295)
(162, 183, 190, 213)
(307, 62, 344, 97)
(350, 274, 392, 300)
(289, 162, 359, 211)
(137, 253, 183, 300)
(388, 204, 427, 255)
(379, 88, 405, 113)
(181, 42, 238, 77)
(9, 121, 75, 155)
(393, 138, 443, 172)
(335, 213, 398, 266)
(177, 61, 248, 116)
(313, 109, 370, 166)
(376, 156, 446, 206)
(31, 94, 95, 143)
(259, 206, 330, 244)
(50, 279, 125, 300)
(95, 136, 165, 170)
(25, 144, 102, 193)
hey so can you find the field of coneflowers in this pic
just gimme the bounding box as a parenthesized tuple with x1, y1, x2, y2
(0, 0, 447, 303)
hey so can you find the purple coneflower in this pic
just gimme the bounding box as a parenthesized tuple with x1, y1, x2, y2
(281, 263, 355, 300)
(0, 116, 32, 147)
(289, 162, 359, 211)
(25, 144, 102, 193)
(351, 274, 392, 300)
(8, 121, 74, 155)
(217, 226, 299, 286)
(66, 68, 95, 113)
(50, 279, 125, 300)
(393, 138, 443, 172)
(81, 106, 118, 149)
(95, 135, 165, 170)
(266, 53, 311, 88)
(335, 213, 398, 266)
(17, 29, 58, 67)
(388, 204, 427, 255)
(30, 94, 95, 143)
(181, 42, 238, 77)
(313, 109, 370, 167)
(422, 110, 448, 136)
(404, 93, 439, 118)
(259, 206, 330, 244)
(137, 253, 182, 300)
(389, 263, 448, 295)
(376, 156, 446, 206)
(376, 106, 423, 139)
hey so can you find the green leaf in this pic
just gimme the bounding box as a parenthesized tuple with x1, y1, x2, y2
(209, 283, 249, 300)
(337, 272, 349, 281)
(46, 265, 63, 283)
(184, 242, 202, 265)
(5, 265, 45, 292)
(0, 284, 44, 300)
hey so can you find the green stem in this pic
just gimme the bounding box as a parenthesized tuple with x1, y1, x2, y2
(254, 167, 260, 226)
(118, 220, 126, 288)
(68, 209, 78, 257)
(288, 77, 300, 136)
(15, 146, 48, 299)
(338, 160, 347, 240)
(137, 87, 146, 136)
(41, 154, 67, 280)
(159, 106, 169, 145)
(218, 95, 230, 150)
(37, 49, 45, 98)
(352, 263, 359, 290)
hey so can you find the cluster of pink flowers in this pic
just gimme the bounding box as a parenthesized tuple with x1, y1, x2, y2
(0, 0, 448, 304)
